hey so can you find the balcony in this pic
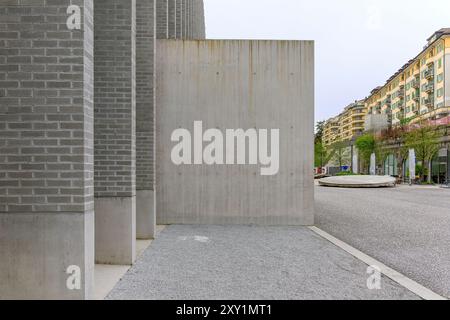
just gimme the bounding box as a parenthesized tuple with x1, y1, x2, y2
(396, 90, 405, 99)
(424, 69, 434, 79)
(413, 96, 420, 103)
(425, 83, 434, 93)
(411, 79, 420, 89)
(424, 98, 434, 108)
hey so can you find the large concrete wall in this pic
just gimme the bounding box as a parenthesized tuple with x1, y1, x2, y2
(0, 0, 94, 299)
(156, 40, 314, 225)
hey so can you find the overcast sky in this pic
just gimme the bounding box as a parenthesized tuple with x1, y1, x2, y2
(203, 0, 450, 123)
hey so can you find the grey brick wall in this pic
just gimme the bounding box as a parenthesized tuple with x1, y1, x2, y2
(0, 0, 205, 207)
(188, 0, 193, 38)
(156, 0, 168, 39)
(175, 0, 182, 39)
(168, 0, 176, 39)
(136, 0, 155, 192)
(182, 0, 187, 38)
(0, 0, 94, 214)
(193, 0, 205, 39)
(94, 0, 136, 198)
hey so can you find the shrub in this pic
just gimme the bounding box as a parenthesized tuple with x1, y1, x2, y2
(335, 171, 359, 176)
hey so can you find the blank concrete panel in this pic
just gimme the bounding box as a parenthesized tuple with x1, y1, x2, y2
(156, 40, 314, 226)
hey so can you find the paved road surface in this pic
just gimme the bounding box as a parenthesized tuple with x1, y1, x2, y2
(108, 225, 417, 300)
(316, 184, 450, 298)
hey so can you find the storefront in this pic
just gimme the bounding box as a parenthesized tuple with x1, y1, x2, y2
(384, 154, 398, 177)
(431, 148, 449, 184)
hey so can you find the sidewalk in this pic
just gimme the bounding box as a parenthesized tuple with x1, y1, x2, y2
(107, 225, 419, 300)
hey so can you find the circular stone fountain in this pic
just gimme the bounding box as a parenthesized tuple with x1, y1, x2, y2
(318, 175, 397, 188)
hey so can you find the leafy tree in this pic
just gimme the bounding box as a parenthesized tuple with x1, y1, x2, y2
(329, 140, 349, 171)
(402, 125, 442, 182)
(314, 142, 334, 168)
(355, 134, 376, 174)
(315, 121, 326, 144)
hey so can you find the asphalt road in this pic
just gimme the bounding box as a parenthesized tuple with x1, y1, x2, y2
(315, 184, 450, 298)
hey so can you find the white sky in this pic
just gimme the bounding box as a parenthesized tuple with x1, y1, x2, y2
(203, 0, 450, 123)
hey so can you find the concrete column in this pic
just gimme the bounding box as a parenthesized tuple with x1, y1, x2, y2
(176, 0, 183, 39)
(156, 0, 169, 39)
(168, 0, 177, 39)
(0, 0, 94, 299)
(94, 0, 137, 265)
(136, 0, 156, 239)
(352, 148, 359, 174)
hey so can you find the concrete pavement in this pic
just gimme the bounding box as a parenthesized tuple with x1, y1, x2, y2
(316, 184, 450, 298)
(107, 225, 418, 300)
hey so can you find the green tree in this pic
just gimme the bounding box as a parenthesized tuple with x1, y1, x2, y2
(315, 121, 325, 144)
(330, 140, 349, 171)
(355, 134, 376, 174)
(403, 125, 442, 182)
(314, 142, 334, 168)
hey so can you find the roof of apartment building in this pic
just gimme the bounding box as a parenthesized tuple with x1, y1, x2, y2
(427, 28, 450, 42)
(343, 100, 365, 111)
(368, 28, 450, 98)
(324, 100, 365, 125)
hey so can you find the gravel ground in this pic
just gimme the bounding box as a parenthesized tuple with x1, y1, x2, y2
(107, 225, 418, 300)
(316, 184, 450, 298)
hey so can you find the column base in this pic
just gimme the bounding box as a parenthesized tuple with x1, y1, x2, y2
(0, 211, 94, 300)
(95, 197, 136, 265)
(136, 190, 156, 240)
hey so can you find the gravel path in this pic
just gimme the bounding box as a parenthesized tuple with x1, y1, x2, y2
(316, 184, 450, 298)
(108, 225, 418, 300)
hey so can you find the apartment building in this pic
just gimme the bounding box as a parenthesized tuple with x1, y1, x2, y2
(322, 117, 340, 146)
(322, 100, 366, 147)
(366, 28, 450, 126)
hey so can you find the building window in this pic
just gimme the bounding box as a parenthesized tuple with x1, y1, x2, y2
(437, 73, 444, 83)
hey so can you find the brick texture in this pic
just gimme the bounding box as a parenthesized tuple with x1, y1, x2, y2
(175, 0, 182, 39)
(168, 0, 176, 39)
(94, 0, 136, 198)
(156, 0, 168, 39)
(136, 0, 155, 191)
(182, 0, 187, 38)
(0, 0, 94, 214)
